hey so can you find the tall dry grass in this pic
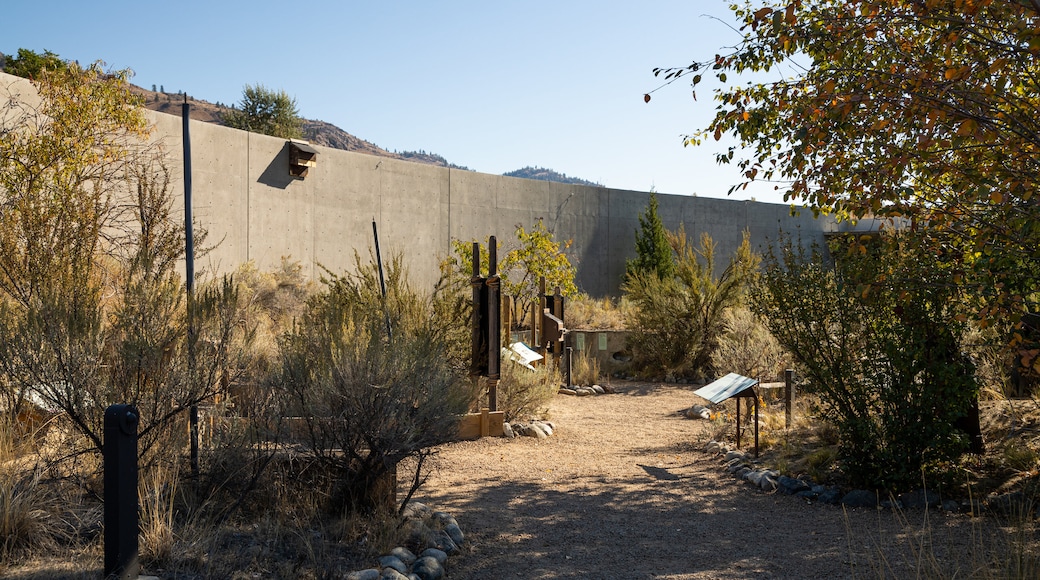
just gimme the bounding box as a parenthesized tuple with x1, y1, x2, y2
(566, 294, 632, 331)
(571, 350, 601, 386)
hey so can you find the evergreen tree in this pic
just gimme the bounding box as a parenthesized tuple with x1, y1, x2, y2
(626, 190, 675, 281)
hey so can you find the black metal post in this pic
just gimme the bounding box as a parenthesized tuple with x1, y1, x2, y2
(104, 404, 140, 579)
(182, 96, 199, 478)
(470, 242, 484, 378)
(487, 236, 500, 412)
(784, 369, 794, 429)
(372, 220, 392, 340)
(735, 398, 741, 450)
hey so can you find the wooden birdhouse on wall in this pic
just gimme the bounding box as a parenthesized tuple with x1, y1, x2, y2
(288, 139, 318, 179)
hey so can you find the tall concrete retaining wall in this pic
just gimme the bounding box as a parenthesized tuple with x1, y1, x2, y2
(1, 71, 839, 296)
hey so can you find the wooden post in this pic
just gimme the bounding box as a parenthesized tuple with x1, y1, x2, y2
(503, 295, 512, 346)
(480, 408, 490, 438)
(784, 369, 794, 429)
(537, 277, 546, 354)
(753, 392, 759, 458)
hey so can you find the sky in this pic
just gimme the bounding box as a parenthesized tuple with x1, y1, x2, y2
(3, 1, 795, 204)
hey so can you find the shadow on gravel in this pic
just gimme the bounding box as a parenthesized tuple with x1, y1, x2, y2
(421, 468, 908, 580)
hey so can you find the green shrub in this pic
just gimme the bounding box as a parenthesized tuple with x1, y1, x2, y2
(623, 228, 758, 378)
(752, 232, 980, 491)
(278, 252, 475, 513)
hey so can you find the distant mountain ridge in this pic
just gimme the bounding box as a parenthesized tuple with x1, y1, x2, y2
(128, 85, 587, 185)
(503, 166, 602, 187)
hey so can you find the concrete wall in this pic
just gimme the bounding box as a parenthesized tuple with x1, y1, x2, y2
(1, 71, 839, 296)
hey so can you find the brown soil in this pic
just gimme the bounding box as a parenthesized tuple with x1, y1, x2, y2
(408, 380, 998, 579)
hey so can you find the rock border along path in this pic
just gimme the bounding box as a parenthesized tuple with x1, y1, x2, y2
(403, 380, 989, 579)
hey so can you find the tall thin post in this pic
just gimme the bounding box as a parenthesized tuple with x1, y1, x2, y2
(182, 96, 199, 478)
(372, 220, 392, 340)
(735, 398, 741, 450)
(784, 369, 794, 429)
(754, 393, 760, 458)
(470, 242, 483, 378)
(487, 236, 500, 412)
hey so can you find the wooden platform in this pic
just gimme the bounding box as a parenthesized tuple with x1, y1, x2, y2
(457, 408, 505, 440)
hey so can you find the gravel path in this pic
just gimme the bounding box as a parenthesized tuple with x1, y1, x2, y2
(407, 380, 988, 579)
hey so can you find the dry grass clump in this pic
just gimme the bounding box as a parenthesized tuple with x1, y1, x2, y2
(490, 362, 561, 422)
(566, 293, 632, 330)
(570, 350, 601, 386)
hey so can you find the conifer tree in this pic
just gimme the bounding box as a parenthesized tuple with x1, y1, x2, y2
(626, 190, 675, 281)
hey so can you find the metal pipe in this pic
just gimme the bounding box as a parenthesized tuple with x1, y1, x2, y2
(372, 220, 392, 340)
(182, 96, 199, 478)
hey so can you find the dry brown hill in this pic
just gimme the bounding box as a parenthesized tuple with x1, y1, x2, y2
(129, 85, 450, 166)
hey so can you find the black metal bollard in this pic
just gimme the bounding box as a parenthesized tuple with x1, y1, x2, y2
(104, 404, 140, 580)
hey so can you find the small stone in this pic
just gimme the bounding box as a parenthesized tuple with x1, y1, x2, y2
(796, 489, 818, 501)
(575, 388, 592, 397)
(941, 500, 961, 513)
(777, 475, 811, 495)
(759, 475, 777, 491)
(705, 441, 721, 454)
(380, 569, 410, 580)
(818, 488, 843, 505)
(600, 384, 616, 394)
(403, 519, 433, 549)
(378, 555, 408, 574)
(431, 530, 458, 554)
(525, 424, 548, 439)
(411, 556, 444, 580)
(898, 489, 941, 510)
(346, 570, 380, 580)
(535, 422, 553, 436)
(725, 450, 745, 462)
(444, 522, 465, 546)
(687, 404, 710, 420)
(745, 470, 764, 485)
(502, 422, 515, 438)
(419, 548, 449, 565)
(735, 467, 752, 479)
(880, 499, 903, 510)
(558, 387, 577, 395)
(432, 512, 457, 527)
(841, 489, 879, 508)
(390, 547, 417, 566)
(591, 385, 605, 394)
(401, 502, 432, 520)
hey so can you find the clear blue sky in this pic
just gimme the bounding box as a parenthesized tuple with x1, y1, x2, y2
(4, 1, 791, 204)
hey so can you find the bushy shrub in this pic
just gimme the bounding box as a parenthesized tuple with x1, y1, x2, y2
(710, 307, 788, 381)
(492, 361, 560, 422)
(623, 228, 758, 378)
(752, 232, 980, 491)
(279, 253, 476, 513)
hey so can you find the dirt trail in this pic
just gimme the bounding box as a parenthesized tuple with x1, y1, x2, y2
(406, 380, 986, 579)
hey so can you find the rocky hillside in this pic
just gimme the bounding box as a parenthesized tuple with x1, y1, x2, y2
(130, 86, 588, 181)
